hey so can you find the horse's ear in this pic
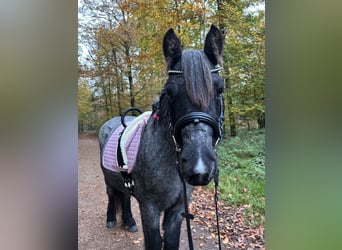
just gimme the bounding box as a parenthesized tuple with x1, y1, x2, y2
(204, 24, 223, 66)
(163, 28, 182, 69)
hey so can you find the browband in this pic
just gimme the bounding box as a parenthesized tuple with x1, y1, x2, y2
(168, 65, 221, 75)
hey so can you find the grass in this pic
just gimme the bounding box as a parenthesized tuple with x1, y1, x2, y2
(212, 128, 265, 225)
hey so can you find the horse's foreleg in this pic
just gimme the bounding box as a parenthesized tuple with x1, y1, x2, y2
(162, 205, 183, 250)
(140, 205, 162, 250)
(122, 193, 138, 232)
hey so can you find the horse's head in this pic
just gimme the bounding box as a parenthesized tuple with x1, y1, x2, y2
(162, 25, 224, 186)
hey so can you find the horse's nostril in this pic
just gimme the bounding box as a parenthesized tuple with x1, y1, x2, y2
(188, 173, 210, 186)
(200, 173, 209, 181)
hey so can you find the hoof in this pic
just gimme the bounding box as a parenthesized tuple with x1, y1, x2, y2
(106, 220, 116, 228)
(125, 225, 138, 233)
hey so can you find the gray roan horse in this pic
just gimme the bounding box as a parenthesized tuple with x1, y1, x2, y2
(98, 25, 224, 250)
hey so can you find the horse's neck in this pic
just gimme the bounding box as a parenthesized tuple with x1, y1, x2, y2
(144, 117, 176, 154)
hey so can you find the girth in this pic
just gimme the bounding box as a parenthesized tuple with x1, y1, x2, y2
(117, 107, 144, 194)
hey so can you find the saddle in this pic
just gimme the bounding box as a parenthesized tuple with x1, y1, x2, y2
(102, 111, 152, 174)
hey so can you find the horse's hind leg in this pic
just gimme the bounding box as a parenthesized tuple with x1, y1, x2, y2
(122, 193, 138, 232)
(105, 185, 117, 228)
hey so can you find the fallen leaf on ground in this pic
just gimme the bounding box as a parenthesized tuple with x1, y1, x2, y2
(222, 237, 229, 244)
(132, 240, 141, 245)
(190, 186, 265, 249)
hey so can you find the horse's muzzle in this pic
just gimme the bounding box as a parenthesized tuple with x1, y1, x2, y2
(186, 173, 211, 186)
(183, 158, 215, 186)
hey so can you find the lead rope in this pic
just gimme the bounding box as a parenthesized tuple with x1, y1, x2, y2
(176, 160, 195, 250)
(214, 175, 222, 250)
(177, 158, 222, 250)
(172, 109, 223, 249)
(181, 177, 195, 250)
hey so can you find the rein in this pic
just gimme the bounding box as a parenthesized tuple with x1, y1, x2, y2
(175, 151, 222, 250)
(169, 65, 223, 250)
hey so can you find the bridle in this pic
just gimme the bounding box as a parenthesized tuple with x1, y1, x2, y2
(167, 64, 224, 250)
(168, 65, 224, 152)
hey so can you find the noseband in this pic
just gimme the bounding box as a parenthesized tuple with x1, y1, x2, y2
(168, 65, 224, 152)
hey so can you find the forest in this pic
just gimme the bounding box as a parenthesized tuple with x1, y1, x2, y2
(78, 1, 265, 246)
(78, 0, 265, 136)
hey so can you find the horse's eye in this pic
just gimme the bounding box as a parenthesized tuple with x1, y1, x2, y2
(165, 83, 178, 99)
(213, 75, 224, 95)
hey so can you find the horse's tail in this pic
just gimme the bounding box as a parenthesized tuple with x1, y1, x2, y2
(105, 180, 124, 213)
(112, 188, 123, 215)
(103, 171, 124, 227)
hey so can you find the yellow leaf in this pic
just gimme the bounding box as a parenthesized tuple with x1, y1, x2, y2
(125, 231, 133, 237)
(222, 237, 229, 244)
(132, 240, 141, 245)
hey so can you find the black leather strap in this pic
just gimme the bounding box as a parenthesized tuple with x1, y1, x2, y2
(173, 112, 220, 143)
(121, 107, 143, 127)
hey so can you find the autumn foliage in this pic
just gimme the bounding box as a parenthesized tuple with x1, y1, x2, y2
(78, 0, 265, 135)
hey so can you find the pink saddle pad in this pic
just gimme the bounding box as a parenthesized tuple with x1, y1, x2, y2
(102, 112, 150, 173)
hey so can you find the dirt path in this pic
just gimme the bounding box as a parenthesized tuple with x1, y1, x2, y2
(78, 134, 219, 250)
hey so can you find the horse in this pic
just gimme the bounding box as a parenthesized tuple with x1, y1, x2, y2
(98, 24, 224, 250)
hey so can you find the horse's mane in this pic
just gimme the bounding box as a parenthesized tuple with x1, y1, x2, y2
(181, 49, 213, 110)
(154, 49, 214, 122)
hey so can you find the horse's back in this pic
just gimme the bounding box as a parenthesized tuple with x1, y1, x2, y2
(98, 116, 136, 152)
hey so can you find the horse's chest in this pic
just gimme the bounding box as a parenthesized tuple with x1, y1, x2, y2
(134, 172, 183, 205)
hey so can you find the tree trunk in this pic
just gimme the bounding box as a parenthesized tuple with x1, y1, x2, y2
(112, 47, 123, 115)
(253, 89, 265, 129)
(99, 72, 110, 120)
(217, 0, 237, 137)
(124, 42, 135, 109)
(257, 112, 265, 129)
